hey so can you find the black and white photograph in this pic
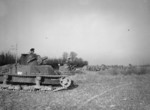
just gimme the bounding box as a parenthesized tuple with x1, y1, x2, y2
(0, 0, 150, 110)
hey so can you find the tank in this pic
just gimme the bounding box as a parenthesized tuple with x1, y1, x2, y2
(0, 54, 73, 91)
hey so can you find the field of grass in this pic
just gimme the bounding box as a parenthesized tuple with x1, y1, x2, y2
(1, 71, 150, 110)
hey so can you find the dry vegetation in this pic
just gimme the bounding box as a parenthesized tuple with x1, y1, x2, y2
(1, 71, 150, 110)
(85, 64, 150, 75)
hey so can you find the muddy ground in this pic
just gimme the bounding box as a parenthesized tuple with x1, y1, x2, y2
(0, 71, 150, 110)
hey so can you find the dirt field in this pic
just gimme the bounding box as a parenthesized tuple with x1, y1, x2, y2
(1, 71, 150, 110)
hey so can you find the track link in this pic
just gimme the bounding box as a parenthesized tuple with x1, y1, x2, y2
(0, 84, 69, 92)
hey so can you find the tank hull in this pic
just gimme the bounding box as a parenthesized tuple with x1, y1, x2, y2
(0, 65, 73, 91)
(0, 74, 68, 85)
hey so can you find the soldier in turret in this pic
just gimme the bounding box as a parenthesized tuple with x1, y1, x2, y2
(27, 48, 48, 65)
(27, 48, 38, 65)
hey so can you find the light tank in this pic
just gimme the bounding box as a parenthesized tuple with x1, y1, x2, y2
(0, 53, 73, 91)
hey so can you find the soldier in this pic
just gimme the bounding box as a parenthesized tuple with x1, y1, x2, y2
(65, 58, 76, 71)
(27, 48, 38, 65)
(27, 48, 48, 65)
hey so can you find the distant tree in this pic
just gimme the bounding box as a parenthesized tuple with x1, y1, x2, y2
(69, 51, 77, 61)
(46, 51, 88, 68)
(83, 61, 88, 66)
(62, 52, 68, 62)
(129, 64, 132, 67)
(46, 58, 63, 69)
(69, 57, 88, 67)
(0, 51, 16, 66)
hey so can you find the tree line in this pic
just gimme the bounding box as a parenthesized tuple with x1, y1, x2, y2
(0, 52, 16, 66)
(0, 51, 88, 68)
(46, 51, 88, 69)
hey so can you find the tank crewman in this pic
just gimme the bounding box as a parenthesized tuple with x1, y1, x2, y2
(27, 48, 48, 65)
(27, 48, 38, 65)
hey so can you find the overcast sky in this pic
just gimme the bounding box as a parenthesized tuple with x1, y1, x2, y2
(0, 0, 150, 65)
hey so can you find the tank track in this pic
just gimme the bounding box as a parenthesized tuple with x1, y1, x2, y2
(0, 85, 53, 91)
(0, 82, 72, 92)
(0, 74, 73, 92)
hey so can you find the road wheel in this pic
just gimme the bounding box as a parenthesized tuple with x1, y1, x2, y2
(60, 77, 72, 88)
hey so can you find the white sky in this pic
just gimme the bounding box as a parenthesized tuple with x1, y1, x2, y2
(0, 0, 150, 65)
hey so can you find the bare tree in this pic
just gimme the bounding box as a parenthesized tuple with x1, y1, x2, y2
(69, 51, 77, 61)
(62, 52, 68, 62)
